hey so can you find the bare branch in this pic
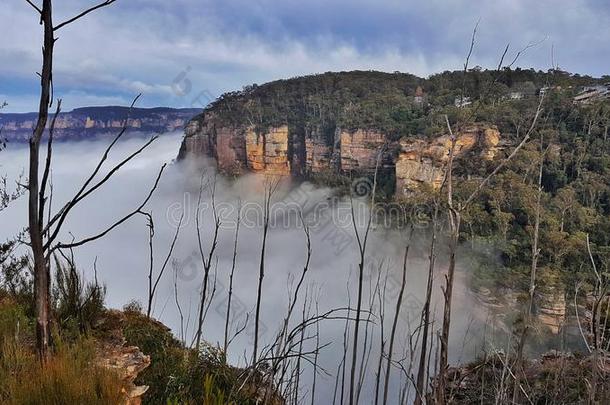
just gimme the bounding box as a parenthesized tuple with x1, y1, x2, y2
(224, 198, 242, 353)
(458, 19, 480, 107)
(43, 94, 143, 239)
(45, 136, 158, 249)
(53, 163, 166, 250)
(54, 0, 117, 31)
(24, 0, 42, 14)
(149, 210, 184, 317)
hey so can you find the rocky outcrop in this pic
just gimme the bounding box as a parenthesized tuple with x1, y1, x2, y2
(475, 285, 567, 336)
(97, 342, 151, 405)
(305, 138, 333, 173)
(340, 130, 387, 171)
(95, 310, 151, 405)
(180, 113, 393, 177)
(0, 106, 199, 142)
(538, 293, 566, 334)
(179, 112, 501, 194)
(395, 125, 501, 195)
(245, 126, 291, 175)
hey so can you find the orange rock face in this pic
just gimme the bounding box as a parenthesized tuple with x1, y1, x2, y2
(340, 130, 387, 171)
(245, 126, 291, 175)
(396, 125, 501, 195)
(181, 113, 502, 196)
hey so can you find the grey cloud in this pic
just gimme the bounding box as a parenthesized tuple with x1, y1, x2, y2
(1, 0, 608, 113)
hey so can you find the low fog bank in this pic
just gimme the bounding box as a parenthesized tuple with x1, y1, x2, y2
(0, 133, 500, 403)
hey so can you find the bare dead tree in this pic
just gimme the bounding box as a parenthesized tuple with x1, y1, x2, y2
(356, 262, 382, 404)
(223, 198, 242, 354)
(335, 287, 351, 405)
(436, 81, 545, 402)
(311, 299, 321, 405)
(233, 307, 347, 403)
(252, 175, 281, 365)
(512, 135, 547, 402)
(382, 228, 413, 405)
(24, 0, 165, 358)
(414, 203, 439, 405)
(374, 268, 389, 405)
(171, 259, 186, 345)
(293, 286, 312, 403)
(348, 147, 383, 405)
(194, 172, 221, 349)
(145, 210, 183, 318)
(272, 211, 312, 359)
(572, 234, 610, 402)
(255, 209, 313, 403)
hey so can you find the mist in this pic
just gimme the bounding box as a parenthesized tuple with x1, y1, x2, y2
(0, 132, 496, 403)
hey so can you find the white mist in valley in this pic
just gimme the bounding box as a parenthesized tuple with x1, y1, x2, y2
(0, 132, 496, 403)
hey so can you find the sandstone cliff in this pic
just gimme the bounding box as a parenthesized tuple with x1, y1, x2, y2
(178, 113, 395, 176)
(176, 71, 509, 195)
(395, 125, 501, 194)
(179, 110, 502, 196)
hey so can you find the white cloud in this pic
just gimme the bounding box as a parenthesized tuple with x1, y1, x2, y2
(1, 0, 608, 112)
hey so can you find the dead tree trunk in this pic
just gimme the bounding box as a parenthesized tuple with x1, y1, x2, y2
(224, 199, 241, 354)
(253, 176, 280, 365)
(348, 148, 383, 405)
(29, 0, 54, 359)
(383, 231, 412, 405)
(25, 0, 130, 361)
(414, 205, 439, 405)
(194, 174, 221, 349)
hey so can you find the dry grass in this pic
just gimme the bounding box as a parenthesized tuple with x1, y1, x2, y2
(0, 300, 127, 405)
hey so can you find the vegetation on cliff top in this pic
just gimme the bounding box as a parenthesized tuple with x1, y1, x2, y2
(200, 68, 609, 141)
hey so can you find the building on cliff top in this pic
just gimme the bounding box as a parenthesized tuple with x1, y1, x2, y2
(414, 86, 425, 104)
(454, 96, 472, 108)
(574, 84, 610, 104)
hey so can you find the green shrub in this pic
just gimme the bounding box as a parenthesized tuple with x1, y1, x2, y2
(122, 312, 266, 405)
(0, 240, 31, 313)
(123, 299, 144, 314)
(52, 256, 106, 338)
(123, 311, 187, 404)
(0, 299, 31, 345)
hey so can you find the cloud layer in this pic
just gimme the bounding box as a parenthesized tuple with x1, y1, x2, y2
(0, 133, 489, 402)
(1, 0, 609, 112)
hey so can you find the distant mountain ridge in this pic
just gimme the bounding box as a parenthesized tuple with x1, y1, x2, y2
(0, 106, 201, 142)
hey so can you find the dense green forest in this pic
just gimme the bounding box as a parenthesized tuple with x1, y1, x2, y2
(207, 68, 609, 140)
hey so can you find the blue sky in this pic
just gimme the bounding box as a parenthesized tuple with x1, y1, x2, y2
(1, 0, 609, 112)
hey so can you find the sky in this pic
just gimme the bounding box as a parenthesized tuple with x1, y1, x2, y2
(1, 0, 609, 112)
